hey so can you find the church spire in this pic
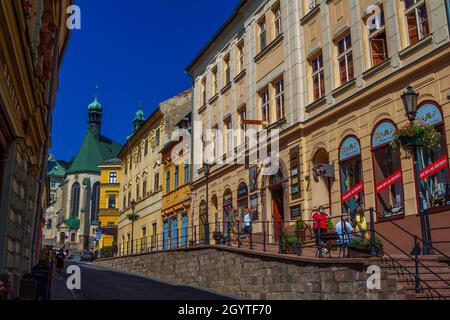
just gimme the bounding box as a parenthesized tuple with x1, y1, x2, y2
(88, 87, 103, 139)
(133, 101, 145, 132)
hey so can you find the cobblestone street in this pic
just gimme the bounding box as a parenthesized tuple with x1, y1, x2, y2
(51, 262, 230, 300)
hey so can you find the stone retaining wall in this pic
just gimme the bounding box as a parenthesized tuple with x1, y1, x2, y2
(95, 245, 405, 300)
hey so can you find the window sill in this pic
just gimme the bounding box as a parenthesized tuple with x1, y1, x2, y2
(305, 96, 326, 113)
(266, 117, 287, 130)
(198, 103, 207, 114)
(331, 79, 356, 98)
(375, 214, 405, 224)
(399, 34, 433, 60)
(362, 58, 391, 80)
(300, 5, 320, 25)
(208, 94, 219, 104)
(254, 34, 284, 63)
(234, 69, 246, 83)
(221, 82, 232, 94)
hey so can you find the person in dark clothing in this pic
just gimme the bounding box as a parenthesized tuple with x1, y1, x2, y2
(0, 273, 14, 300)
(32, 256, 51, 301)
(55, 249, 66, 280)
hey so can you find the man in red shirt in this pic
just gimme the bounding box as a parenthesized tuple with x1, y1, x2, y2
(312, 206, 329, 255)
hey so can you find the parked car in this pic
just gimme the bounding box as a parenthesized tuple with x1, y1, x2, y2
(80, 250, 95, 262)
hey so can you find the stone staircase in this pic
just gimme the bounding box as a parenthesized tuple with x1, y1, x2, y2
(375, 255, 450, 300)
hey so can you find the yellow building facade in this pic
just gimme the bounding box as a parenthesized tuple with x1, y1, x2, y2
(160, 114, 192, 249)
(98, 159, 121, 250)
(118, 92, 192, 255)
(186, 0, 450, 253)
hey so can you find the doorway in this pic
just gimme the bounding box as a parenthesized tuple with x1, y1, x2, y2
(311, 148, 331, 214)
(269, 170, 285, 240)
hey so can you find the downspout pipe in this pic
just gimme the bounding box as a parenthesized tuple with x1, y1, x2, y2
(31, 25, 60, 267)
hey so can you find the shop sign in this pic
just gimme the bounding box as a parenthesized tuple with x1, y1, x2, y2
(290, 205, 301, 219)
(238, 183, 248, 200)
(416, 104, 443, 127)
(376, 170, 402, 194)
(372, 122, 396, 148)
(339, 137, 361, 161)
(342, 181, 364, 203)
(419, 156, 449, 181)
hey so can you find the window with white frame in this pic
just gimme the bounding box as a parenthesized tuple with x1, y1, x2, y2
(311, 54, 325, 101)
(404, 0, 429, 46)
(237, 41, 245, 73)
(275, 79, 285, 121)
(367, 10, 388, 67)
(260, 89, 270, 124)
(237, 107, 247, 146)
(259, 18, 267, 51)
(109, 172, 118, 184)
(336, 34, 354, 85)
(274, 5, 282, 37)
(223, 55, 231, 85)
(224, 117, 233, 154)
(211, 67, 218, 96)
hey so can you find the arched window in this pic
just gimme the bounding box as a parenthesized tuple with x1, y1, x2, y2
(70, 182, 80, 217)
(91, 182, 100, 222)
(339, 136, 365, 214)
(372, 121, 404, 218)
(414, 102, 450, 212)
(237, 183, 249, 221)
(223, 189, 233, 233)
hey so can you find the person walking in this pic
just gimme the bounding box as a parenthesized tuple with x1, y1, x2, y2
(55, 248, 66, 280)
(0, 274, 14, 300)
(32, 253, 51, 300)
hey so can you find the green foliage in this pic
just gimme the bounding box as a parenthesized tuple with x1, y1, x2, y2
(350, 237, 383, 249)
(127, 213, 139, 221)
(392, 122, 441, 158)
(327, 219, 334, 231)
(282, 232, 300, 245)
(100, 247, 114, 259)
(295, 219, 306, 231)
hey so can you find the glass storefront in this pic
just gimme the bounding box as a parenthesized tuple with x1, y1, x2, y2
(237, 183, 249, 221)
(372, 121, 404, 218)
(339, 136, 365, 215)
(414, 103, 450, 211)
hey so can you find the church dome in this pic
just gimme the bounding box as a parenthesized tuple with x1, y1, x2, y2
(88, 97, 103, 112)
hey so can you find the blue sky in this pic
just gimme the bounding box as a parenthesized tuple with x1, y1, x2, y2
(51, 0, 239, 161)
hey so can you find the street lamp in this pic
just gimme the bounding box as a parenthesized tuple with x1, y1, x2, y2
(130, 200, 137, 254)
(203, 161, 211, 245)
(401, 86, 432, 255)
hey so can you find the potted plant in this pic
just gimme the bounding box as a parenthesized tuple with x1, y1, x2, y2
(348, 238, 383, 258)
(391, 121, 441, 158)
(281, 231, 301, 255)
(294, 219, 307, 244)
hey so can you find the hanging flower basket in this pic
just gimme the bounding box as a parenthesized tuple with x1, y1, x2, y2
(391, 122, 441, 158)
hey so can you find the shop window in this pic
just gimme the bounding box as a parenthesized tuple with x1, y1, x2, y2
(237, 183, 249, 221)
(339, 136, 365, 214)
(414, 103, 450, 211)
(336, 34, 354, 85)
(223, 189, 233, 233)
(404, 0, 429, 46)
(372, 121, 404, 218)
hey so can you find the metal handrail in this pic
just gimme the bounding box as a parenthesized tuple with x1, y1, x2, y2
(373, 231, 447, 300)
(371, 208, 450, 261)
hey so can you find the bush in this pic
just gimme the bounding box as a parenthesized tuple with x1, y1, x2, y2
(282, 232, 299, 245)
(100, 247, 114, 259)
(295, 219, 305, 231)
(350, 237, 383, 249)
